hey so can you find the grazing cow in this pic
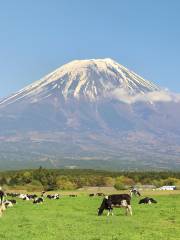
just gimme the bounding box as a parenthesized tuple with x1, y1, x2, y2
(0, 189, 5, 204)
(96, 193, 105, 197)
(69, 194, 77, 197)
(89, 194, 95, 197)
(27, 194, 37, 200)
(139, 197, 157, 204)
(33, 197, 44, 204)
(98, 194, 132, 216)
(130, 188, 141, 197)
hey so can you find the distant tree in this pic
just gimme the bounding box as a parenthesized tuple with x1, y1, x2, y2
(0, 177, 7, 185)
(162, 177, 179, 186)
(114, 176, 134, 190)
(102, 177, 115, 187)
(22, 171, 32, 184)
(56, 176, 77, 190)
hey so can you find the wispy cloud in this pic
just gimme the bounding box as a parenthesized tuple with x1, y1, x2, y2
(108, 88, 180, 104)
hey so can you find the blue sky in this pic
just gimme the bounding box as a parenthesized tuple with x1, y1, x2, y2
(0, 0, 180, 97)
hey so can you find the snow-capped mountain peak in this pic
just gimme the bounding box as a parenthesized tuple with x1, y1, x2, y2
(0, 58, 160, 106)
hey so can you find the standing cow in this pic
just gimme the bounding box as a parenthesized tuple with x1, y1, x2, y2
(98, 194, 132, 216)
(130, 188, 141, 197)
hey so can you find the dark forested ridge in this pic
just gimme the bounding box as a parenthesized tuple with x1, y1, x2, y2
(0, 167, 180, 191)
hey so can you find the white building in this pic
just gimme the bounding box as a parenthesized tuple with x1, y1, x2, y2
(158, 186, 176, 190)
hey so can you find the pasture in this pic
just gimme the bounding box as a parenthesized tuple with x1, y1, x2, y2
(0, 191, 180, 240)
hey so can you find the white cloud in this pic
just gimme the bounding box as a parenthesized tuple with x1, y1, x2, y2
(108, 88, 180, 104)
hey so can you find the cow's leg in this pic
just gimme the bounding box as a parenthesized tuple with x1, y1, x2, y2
(109, 209, 113, 216)
(127, 205, 132, 216)
(107, 210, 110, 216)
(124, 206, 128, 215)
(1, 195, 3, 205)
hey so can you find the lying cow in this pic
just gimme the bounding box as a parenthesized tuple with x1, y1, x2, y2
(6, 192, 19, 198)
(98, 194, 132, 216)
(8, 199, 17, 204)
(27, 194, 37, 200)
(4, 200, 13, 208)
(33, 197, 44, 204)
(23, 196, 30, 201)
(139, 197, 157, 204)
(47, 194, 60, 199)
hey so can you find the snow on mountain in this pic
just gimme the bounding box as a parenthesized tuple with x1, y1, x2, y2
(0, 58, 161, 107)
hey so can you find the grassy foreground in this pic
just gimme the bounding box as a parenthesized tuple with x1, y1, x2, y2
(0, 192, 180, 240)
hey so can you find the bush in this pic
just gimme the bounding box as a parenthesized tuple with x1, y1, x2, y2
(114, 183, 127, 190)
(114, 176, 134, 190)
(56, 177, 77, 190)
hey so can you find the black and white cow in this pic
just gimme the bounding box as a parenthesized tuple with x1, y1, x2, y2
(22, 196, 30, 201)
(47, 194, 60, 199)
(98, 194, 132, 216)
(130, 188, 141, 197)
(89, 194, 95, 197)
(27, 194, 37, 200)
(33, 197, 44, 204)
(139, 197, 157, 204)
(8, 199, 17, 204)
(3, 200, 13, 208)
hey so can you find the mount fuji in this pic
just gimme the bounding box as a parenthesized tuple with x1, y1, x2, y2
(0, 58, 180, 170)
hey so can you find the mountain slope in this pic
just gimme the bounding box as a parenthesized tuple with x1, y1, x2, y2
(0, 58, 160, 106)
(0, 58, 180, 170)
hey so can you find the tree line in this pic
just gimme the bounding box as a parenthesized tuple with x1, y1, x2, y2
(0, 167, 180, 191)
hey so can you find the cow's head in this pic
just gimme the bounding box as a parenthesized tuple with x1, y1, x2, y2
(138, 199, 144, 204)
(150, 198, 157, 203)
(137, 191, 141, 196)
(98, 196, 110, 216)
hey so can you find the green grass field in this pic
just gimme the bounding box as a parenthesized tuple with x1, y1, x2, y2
(0, 192, 180, 240)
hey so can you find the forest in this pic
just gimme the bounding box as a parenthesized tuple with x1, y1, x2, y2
(0, 167, 180, 191)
